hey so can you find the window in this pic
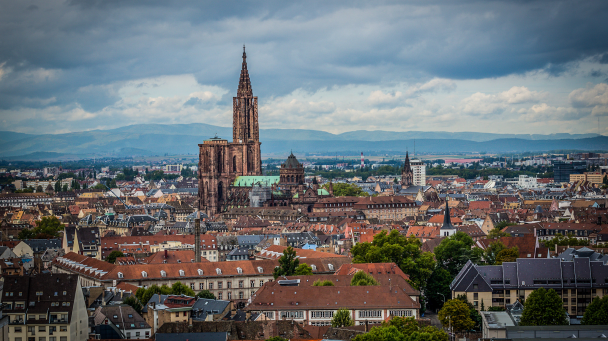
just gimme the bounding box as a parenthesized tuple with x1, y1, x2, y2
(218, 292, 223, 300)
(311, 310, 335, 318)
(260, 280, 264, 287)
(179, 270, 185, 276)
(250, 280, 255, 288)
(190, 283, 195, 290)
(280, 311, 304, 319)
(160, 270, 166, 277)
(216, 268, 222, 275)
(141, 271, 147, 277)
(263, 311, 275, 319)
(199, 283, 205, 290)
(175, 312, 180, 317)
(49, 338, 56, 341)
(227, 281, 232, 289)
(183, 311, 187, 316)
(209, 283, 214, 290)
(118, 272, 123, 278)
(239, 292, 244, 299)
(389, 310, 412, 317)
(358, 310, 382, 318)
(239, 280, 244, 288)
(15, 327, 23, 333)
(198, 269, 204, 275)
(218, 282, 223, 289)
(311, 264, 317, 271)
(39, 326, 46, 332)
(60, 327, 67, 332)
(473, 284, 478, 291)
(62, 291, 66, 295)
(257, 267, 263, 273)
(237, 267, 243, 274)
(227, 292, 232, 300)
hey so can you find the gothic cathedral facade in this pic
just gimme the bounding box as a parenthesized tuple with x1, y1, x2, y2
(198, 47, 262, 216)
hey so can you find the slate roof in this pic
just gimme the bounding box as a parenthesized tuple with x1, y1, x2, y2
(191, 298, 230, 321)
(23, 239, 62, 252)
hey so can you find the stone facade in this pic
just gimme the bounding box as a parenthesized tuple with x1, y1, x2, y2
(199, 47, 262, 217)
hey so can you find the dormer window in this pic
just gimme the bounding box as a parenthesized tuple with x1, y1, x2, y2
(257, 267, 263, 273)
(237, 267, 243, 274)
(160, 270, 166, 277)
(216, 268, 222, 275)
(179, 270, 185, 276)
(118, 272, 124, 278)
(141, 271, 147, 278)
(311, 264, 317, 271)
(328, 264, 334, 271)
(197, 269, 204, 276)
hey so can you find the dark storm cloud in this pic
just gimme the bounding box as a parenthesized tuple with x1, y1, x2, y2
(1, 0, 608, 113)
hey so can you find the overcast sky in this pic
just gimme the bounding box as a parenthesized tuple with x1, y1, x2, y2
(1, 0, 608, 135)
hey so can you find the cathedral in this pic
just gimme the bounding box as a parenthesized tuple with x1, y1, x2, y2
(198, 48, 330, 217)
(198, 47, 262, 216)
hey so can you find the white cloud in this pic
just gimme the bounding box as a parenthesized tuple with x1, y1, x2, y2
(569, 83, 608, 116)
(460, 86, 545, 116)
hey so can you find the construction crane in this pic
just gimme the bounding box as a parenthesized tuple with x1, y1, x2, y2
(100, 182, 133, 209)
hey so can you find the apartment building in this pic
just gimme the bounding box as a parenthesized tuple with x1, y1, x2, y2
(410, 158, 426, 187)
(353, 196, 419, 222)
(450, 257, 608, 317)
(246, 276, 420, 326)
(1, 274, 88, 341)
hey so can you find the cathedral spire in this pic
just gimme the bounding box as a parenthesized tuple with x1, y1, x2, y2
(238, 45, 252, 97)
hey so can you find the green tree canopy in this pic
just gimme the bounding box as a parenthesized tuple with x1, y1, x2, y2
(273, 246, 299, 279)
(294, 263, 313, 276)
(425, 267, 452, 311)
(493, 221, 516, 230)
(331, 308, 354, 327)
(351, 230, 436, 290)
(350, 271, 379, 286)
(171, 281, 196, 296)
(455, 294, 482, 331)
(438, 299, 475, 332)
(495, 247, 519, 265)
(434, 232, 483, 277)
(196, 290, 216, 300)
(18, 216, 65, 240)
(483, 240, 506, 265)
(313, 279, 335, 286)
(353, 317, 448, 341)
(487, 228, 510, 239)
(581, 296, 608, 325)
(519, 288, 569, 326)
(265, 337, 288, 341)
(122, 296, 143, 315)
(106, 250, 124, 264)
(322, 182, 369, 197)
(541, 233, 589, 251)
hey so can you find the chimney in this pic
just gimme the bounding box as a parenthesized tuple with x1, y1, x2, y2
(164, 249, 168, 259)
(195, 212, 201, 263)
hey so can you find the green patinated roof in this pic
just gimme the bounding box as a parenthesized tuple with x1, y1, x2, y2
(318, 188, 329, 196)
(293, 193, 299, 199)
(232, 176, 280, 187)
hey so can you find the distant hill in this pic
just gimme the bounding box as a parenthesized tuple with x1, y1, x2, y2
(0, 124, 605, 160)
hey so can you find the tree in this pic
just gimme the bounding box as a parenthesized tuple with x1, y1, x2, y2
(106, 250, 124, 264)
(495, 247, 519, 265)
(350, 271, 379, 286)
(353, 317, 448, 341)
(438, 299, 475, 332)
(36, 185, 43, 192)
(265, 337, 288, 341)
(519, 288, 569, 326)
(54, 180, 61, 193)
(19, 216, 65, 240)
(455, 294, 482, 331)
(483, 241, 506, 265)
(122, 296, 143, 315)
(331, 308, 354, 327)
(494, 221, 516, 230)
(62, 184, 68, 192)
(313, 279, 335, 286)
(541, 233, 589, 251)
(581, 296, 608, 325)
(434, 232, 483, 277)
(273, 246, 299, 279)
(171, 281, 196, 296)
(196, 290, 216, 300)
(294, 263, 313, 276)
(425, 267, 452, 311)
(322, 183, 369, 197)
(487, 228, 510, 239)
(351, 230, 436, 290)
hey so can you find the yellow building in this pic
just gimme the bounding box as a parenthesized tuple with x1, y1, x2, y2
(569, 172, 607, 185)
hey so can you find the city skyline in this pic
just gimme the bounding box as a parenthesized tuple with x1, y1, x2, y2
(1, 1, 607, 136)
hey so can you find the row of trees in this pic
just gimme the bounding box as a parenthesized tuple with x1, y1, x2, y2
(131, 282, 216, 314)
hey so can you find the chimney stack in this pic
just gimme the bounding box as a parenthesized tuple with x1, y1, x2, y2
(195, 212, 201, 263)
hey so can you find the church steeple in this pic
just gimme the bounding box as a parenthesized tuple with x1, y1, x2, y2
(401, 151, 413, 187)
(237, 45, 253, 98)
(233, 46, 259, 143)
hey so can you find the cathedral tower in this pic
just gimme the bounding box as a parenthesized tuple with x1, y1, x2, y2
(198, 47, 262, 216)
(401, 152, 413, 188)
